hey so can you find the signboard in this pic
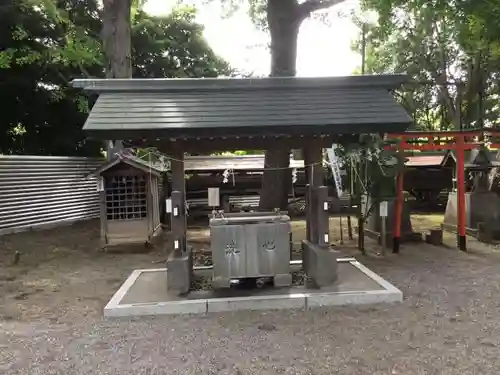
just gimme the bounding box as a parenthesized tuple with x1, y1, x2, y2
(379, 201, 388, 217)
(96, 177, 104, 192)
(165, 198, 172, 213)
(208, 187, 220, 207)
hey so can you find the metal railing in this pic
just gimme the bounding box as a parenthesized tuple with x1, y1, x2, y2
(0, 155, 104, 235)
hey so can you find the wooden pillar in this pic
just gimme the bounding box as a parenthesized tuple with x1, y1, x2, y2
(393, 139, 405, 254)
(300, 142, 338, 288)
(303, 141, 323, 188)
(99, 188, 108, 248)
(161, 174, 171, 228)
(316, 186, 330, 247)
(305, 183, 312, 242)
(170, 146, 186, 256)
(171, 147, 185, 199)
(393, 171, 405, 253)
(356, 160, 365, 254)
(456, 135, 467, 251)
(303, 140, 325, 245)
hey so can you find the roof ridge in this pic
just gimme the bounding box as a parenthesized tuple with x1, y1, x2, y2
(71, 74, 410, 93)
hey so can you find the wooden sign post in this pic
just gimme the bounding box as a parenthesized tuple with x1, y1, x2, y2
(379, 201, 388, 255)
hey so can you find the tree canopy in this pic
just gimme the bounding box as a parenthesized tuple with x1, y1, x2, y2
(132, 7, 230, 78)
(356, 0, 500, 130)
(0, 1, 231, 156)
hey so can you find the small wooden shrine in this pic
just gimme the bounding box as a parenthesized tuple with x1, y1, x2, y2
(89, 153, 165, 248)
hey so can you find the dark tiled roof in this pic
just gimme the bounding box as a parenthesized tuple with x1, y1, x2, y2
(72, 75, 413, 140)
(443, 149, 500, 167)
(87, 153, 164, 177)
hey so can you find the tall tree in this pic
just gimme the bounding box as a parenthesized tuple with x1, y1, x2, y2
(101, 0, 135, 78)
(185, 0, 346, 209)
(266, 0, 347, 210)
(101, 0, 134, 156)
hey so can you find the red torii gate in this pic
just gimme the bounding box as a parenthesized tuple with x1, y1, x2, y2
(385, 129, 500, 253)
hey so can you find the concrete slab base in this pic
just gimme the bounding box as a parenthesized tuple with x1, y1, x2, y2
(166, 249, 193, 295)
(301, 240, 340, 287)
(104, 258, 403, 318)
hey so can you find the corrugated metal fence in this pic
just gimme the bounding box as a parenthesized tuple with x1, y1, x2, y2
(0, 155, 105, 235)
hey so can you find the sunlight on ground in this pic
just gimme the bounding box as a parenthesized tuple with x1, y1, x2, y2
(3, 213, 500, 323)
(411, 214, 444, 231)
(23, 278, 59, 289)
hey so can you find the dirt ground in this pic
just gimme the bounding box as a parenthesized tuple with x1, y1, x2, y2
(2, 214, 500, 374)
(0, 214, 485, 321)
(0, 215, 357, 321)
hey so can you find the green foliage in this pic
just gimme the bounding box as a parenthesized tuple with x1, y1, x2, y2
(1, 0, 231, 156)
(356, 0, 500, 131)
(336, 134, 405, 218)
(12, 0, 102, 69)
(132, 6, 232, 78)
(0, 0, 104, 156)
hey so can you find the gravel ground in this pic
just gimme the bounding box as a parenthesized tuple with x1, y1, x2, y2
(2, 216, 500, 374)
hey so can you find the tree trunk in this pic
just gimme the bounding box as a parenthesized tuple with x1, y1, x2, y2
(102, 0, 132, 78)
(464, 54, 482, 129)
(101, 0, 132, 159)
(259, 0, 300, 210)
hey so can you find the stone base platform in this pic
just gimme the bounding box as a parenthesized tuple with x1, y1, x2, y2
(104, 258, 403, 317)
